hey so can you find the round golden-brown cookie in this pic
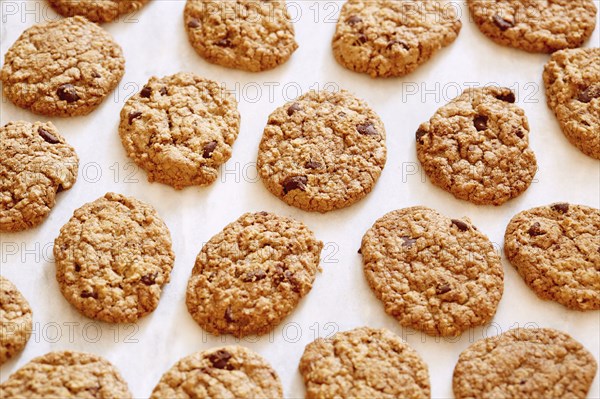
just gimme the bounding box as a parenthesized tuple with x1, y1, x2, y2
(0, 276, 32, 365)
(186, 212, 323, 337)
(150, 346, 283, 399)
(467, 0, 597, 53)
(1, 16, 125, 117)
(54, 193, 175, 323)
(47, 0, 149, 23)
(361, 207, 504, 337)
(504, 203, 600, 310)
(257, 90, 387, 213)
(0, 351, 132, 398)
(119, 73, 240, 189)
(184, 0, 298, 71)
(416, 87, 537, 206)
(0, 121, 79, 232)
(299, 327, 430, 399)
(332, 0, 462, 78)
(543, 48, 600, 159)
(453, 328, 598, 399)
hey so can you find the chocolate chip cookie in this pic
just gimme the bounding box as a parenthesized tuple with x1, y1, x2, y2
(361, 207, 504, 337)
(453, 328, 598, 399)
(184, 0, 298, 71)
(467, 0, 597, 53)
(47, 0, 149, 23)
(54, 193, 175, 323)
(0, 351, 132, 398)
(299, 327, 430, 398)
(119, 73, 240, 189)
(1, 16, 125, 117)
(0, 121, 79, 232)
(416, 87, 537, 206)
(543, 48, 600, 159)
(150, 346, 283, 398)
(504, 203, 600, 311)
(257, 90, 387, 213)
(186, 212, 323, 337)
(0, 277, 32, 365)
(333, 0, 462, 78)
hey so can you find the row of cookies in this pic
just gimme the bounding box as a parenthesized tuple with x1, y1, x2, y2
(0, 326, 597, 398)
(44, 0, 598, 71)
(2, 195, 597, 364)
(2, 59, 596, 234)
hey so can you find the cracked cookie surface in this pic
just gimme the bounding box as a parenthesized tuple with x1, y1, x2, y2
(54, 192, 175, 323)
(186, 212, 323, 337)
(0, 277, 32, 365)
(1, 16, 125, 116)
(119, 73, 240, 189)
(47, 0, 149, 23)
(416, 87, 537, 206)
(0, 121, 79, 232)
(299, 327, 430, 399)
(543, 48, 600, 159)
(504, 203, 600, 310)
(467, 0, 597, 53)
(332, 0, 461, 78)
(184, 0, 298, 71)
(0, 351, 132, 398)
(150, 346, 283, 399)
(257, 90, 387, 213)
(453, 328, 598, 399)
(361, 207, 504, 337)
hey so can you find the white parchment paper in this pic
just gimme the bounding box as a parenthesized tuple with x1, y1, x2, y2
(1, 1, 599, 398)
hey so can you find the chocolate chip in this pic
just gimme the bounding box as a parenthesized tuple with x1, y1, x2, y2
(282, 176, 308, 194)
(224, 306, 235, 323)
(577, 85, 600, 103)
(386, 39, 409, 50)
(451, 219, 469, 231)
(203, 141, 218, 158)
(128, 111, 142, 125)
(474, 115, 488, 131)
(495, 91, 516, 103)
(492, 14, 514, 31)
(401, 237, 417, 247)
(416, 127, 428, 144)
(140, 86, 152, 98)
(357, 123, 378, 136)
(356, 34, 368, 45)
(57, 84, 79, 103)
(81, 291, 98, 299)
(284, 270, 301, 293)
(159, 87, 168, 96)
(305, 160, 322, 169)
(515, 129, 524, 139)
(216, 38, 232, 47)
(528, 222, 544, 236)
(38, 127, 59, 144)
(436, 284, 451, 295)
(287, 102, 302, 116)
(208, 350, 232, 369)
(241, 270, 267, 282)
(74, 264, 81, 272)
(141, 273, 157, 286)
(346, 15, 362, 25)
(357, 248, 362, 254)
(551, 203, 569, 213)
(188, 18, 201, 28)
(257, 211, 269, 216)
